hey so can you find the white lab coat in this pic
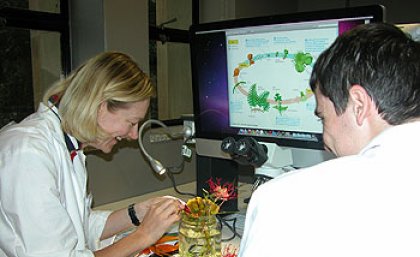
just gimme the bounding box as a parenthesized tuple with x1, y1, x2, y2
(239, 121, 420, 257)
(0, 103, 112, 257)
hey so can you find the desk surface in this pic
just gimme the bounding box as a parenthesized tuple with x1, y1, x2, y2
(94, 182, 251, 212)
(94, 182, 252, 255)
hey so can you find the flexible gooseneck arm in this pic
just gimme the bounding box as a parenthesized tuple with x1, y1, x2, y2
(138, 119, 170, 175)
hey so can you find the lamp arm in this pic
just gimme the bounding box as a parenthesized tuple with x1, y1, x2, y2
(138, 119, 170, 175)
(138, 119, 196, 197)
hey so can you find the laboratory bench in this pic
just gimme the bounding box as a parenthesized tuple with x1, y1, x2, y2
(94, 181, 253, 256)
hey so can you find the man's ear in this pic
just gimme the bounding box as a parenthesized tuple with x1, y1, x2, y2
(348, 84, 374, 126)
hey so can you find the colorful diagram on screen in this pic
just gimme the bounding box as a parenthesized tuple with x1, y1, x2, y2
(225, 28, 333, 133)
(232, 50, 314, 115)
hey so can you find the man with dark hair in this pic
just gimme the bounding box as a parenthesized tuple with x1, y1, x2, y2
(239, 23, 420, 257)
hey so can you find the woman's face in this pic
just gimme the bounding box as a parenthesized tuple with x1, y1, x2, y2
(91, 99, 150, 153)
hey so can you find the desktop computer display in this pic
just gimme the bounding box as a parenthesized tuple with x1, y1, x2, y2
(191, 5, 384, 152)
(190, 5, 385, 210)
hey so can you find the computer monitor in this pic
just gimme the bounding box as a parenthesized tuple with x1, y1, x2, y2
(190, 5, 385, 177)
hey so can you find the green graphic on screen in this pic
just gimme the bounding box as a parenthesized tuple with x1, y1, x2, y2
(226, 28, 335, 133)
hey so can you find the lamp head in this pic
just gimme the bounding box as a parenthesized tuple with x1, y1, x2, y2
(149, 157, 167, 175)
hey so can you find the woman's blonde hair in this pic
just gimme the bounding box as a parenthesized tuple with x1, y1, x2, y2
(43, 52, 155, 143)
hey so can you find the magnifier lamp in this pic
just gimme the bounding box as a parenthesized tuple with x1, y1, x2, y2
(138, 119, 193, 175)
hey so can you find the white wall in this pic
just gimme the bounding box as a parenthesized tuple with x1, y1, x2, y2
(69, 0, 104, 68)
(103, 0, 150, 73)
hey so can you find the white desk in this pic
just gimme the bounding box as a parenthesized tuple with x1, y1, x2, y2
(94, 182, 252, 255)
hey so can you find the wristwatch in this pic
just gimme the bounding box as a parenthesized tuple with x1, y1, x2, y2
(128, 203, 141, 226)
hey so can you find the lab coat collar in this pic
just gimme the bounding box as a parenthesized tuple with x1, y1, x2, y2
(360, 121, 420, 156)
(38, 103, 82, 161)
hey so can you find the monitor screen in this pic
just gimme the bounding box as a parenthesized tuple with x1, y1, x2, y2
(190, 5, 385, 155)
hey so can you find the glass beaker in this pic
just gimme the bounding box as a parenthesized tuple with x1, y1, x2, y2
(178, 213, 222, 257)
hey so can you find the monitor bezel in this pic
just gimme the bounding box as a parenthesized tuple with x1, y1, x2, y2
(190, 5, 385, 151)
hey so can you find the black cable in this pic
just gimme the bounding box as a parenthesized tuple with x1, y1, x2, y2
(164, 135, 197, 197)
(217, 215, 242, 241)
(166, 158, 185, 174)
(166, 167, 196, 197)
(167, 138, 192, 174)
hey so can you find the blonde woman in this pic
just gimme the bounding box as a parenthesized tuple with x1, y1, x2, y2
(0, 52, 183, 257)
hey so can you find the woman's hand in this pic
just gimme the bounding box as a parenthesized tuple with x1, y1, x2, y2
(133, 196, 183, 222)
(97, 196, 184, 257)
(133, 197, 183, 246)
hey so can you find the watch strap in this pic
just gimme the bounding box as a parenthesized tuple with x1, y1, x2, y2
(128, 203, 140, 226)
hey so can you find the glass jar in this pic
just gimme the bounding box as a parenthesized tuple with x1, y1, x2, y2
(178, 213, 222, 257)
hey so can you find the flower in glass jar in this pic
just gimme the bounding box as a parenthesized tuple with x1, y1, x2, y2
(184, 196, 219, 218)
(183, 177, 237, 218)
(179, 178, 237, 257)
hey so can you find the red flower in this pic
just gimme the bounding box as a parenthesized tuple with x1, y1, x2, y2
(222, 244, 238, 257)
(182, 178, 238, 218)
(206, 177, 237, 202)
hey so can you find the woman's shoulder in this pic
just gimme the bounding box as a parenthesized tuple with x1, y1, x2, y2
(0, 104, 65, 153)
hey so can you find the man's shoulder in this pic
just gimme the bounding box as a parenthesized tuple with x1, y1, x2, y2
(263, 155, 359, 182)
(251, 155, 368, 203)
